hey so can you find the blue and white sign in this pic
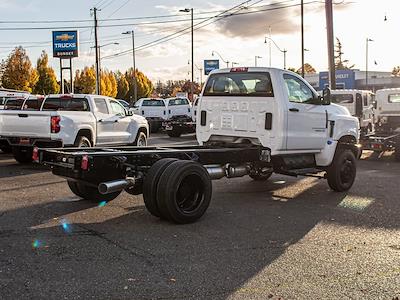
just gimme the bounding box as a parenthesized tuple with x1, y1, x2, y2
(204, 60, 220, 75)
(319, 70, 355, 90)
(52, 31, 79, 58)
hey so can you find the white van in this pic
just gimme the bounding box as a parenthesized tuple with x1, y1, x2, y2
(329, 89, 375, 134)
(374, 88, 400, 132)
(132, 98, 167, 132)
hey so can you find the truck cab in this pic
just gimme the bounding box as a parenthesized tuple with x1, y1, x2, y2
(132, 98, 167, 132)
(328, 89, 374, 134)
(197, 67, 359, 172)
(374, 88, 400, 132)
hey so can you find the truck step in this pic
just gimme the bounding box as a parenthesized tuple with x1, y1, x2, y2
(276, 167, 324, 178)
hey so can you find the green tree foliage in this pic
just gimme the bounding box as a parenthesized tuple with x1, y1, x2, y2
(74, 66, 96, 94)
(335, 38, 354, 70)
(125, 68, 153, 100)
(1, 46, 38, 92)
(392, 66, 400, 76)
(33, 51, 59, 95)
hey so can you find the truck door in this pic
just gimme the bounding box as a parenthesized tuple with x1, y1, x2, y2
(109, 99, 131, 144)
(284, 74, 327, 150)
(94, 98, 115, 145)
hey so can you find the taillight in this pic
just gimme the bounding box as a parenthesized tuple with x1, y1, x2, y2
(51, 116, 61, 133)
(32, 147, 39, 162)
(81, 155, 89, 171)
(230, 67, 248, 72)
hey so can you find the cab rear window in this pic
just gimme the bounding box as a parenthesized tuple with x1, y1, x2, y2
(168, 98, 189, 106)
(388, 94, 400, 103)
(142, 99, 165, 107)
(203, 72, 274, 97)
(42, 98, 90, 111)
(331, 94, 354, 104)
(4, 98, 24, 110)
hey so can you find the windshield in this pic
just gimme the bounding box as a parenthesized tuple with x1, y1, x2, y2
(42, 97, 90, 111)
(331, 94, 354, 104)
(142, 99, 165, 107)
(203, 72, 274, 97)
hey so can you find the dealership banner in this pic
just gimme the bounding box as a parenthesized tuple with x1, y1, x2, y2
(204, 60, 220, 75)
(319, 70, 355, 90)
(52, 31, 79, 58)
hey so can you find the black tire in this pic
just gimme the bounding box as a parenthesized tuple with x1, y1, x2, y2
(156, 160, 212, 224)
(67, 180, 85, 198)
(327, 148, 357, 192)
(249, 170, 273, 181)
(167, 127, 182, 138)
(76, 182, 121, 202)
(74, 136, 91, 148)
(12, 147, 33, 164)
(0, 145, 12, 153)
(149, 123, 160, 133)
(142, 158, 178, 218)
(135, 132, 147, 147)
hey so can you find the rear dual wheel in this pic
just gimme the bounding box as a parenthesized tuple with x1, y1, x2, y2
(143, 159, 212, 224)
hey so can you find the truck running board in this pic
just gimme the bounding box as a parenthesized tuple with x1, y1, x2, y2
(275, 167, 325, 179)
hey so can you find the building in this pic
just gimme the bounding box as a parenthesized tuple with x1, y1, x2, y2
(305, 70, 400, 92)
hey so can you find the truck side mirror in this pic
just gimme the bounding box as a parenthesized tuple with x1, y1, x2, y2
(322, 87, 331, 105)
(355, 94, 363, 117)
(126, 110, 133, 116)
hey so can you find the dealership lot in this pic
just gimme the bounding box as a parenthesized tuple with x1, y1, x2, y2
(0, 133, 399, 299)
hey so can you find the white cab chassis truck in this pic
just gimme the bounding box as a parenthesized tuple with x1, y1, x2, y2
(37, 68, 359, 224)
(328, 89, 375, 135)
(360, 88, 400, 160)
(0, 94, 149, 163)
(163, 97, 195, 137)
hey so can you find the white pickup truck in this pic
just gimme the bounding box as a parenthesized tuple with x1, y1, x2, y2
(132, 98, 167, 133)
(0, 94, 149, 163)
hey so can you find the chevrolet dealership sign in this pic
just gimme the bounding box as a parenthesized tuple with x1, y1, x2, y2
(52, 31, 79, 58)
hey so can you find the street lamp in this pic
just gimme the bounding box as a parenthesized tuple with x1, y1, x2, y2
(212, 51, 229, 68)
(122, 30, 137, 103)
(231, 62, 239, 67)
(264, 36, 287, 69)
(91, 42, 119, 94)
(255, 56, 262, 67)
(366, 38, 374, 88)
(179, 8, 194, 101)
(195, 64, 203, 86)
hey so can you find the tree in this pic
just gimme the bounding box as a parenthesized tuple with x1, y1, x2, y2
(181, 80, 201, 95)
(74, 66, 96, 94)
(335, 38, 354, 70)
(100, 70, 117, 98)
(392, 66, 400, 76)
(296, 63, 316, 75)
(125, 68, 153, 100)
(1, 46, 38, 92)
(33, 51, 59, 95)
(116, 71, 129, 100)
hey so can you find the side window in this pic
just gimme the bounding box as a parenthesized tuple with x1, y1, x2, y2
(110, 100, 126, 116)
(133, 101, 140, 108)
(283, 74, 315, 104)
(95, 98, 109, 114)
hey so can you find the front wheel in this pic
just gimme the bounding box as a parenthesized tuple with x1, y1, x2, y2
(135, 132, 147, 146)
(327, 148, 357, 192)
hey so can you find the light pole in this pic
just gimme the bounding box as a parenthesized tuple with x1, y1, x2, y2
(122, 30, 137, 103)
(255, 56, 262, 67)
(212, 51, 229, 68)
(195, 64, 203, 86)
(92, 42, 119, 95)
(180, 8, 194, 101)
(366, 38, 373, 89)
(231, 62, 239, 67)
(264, 36, 287, 69)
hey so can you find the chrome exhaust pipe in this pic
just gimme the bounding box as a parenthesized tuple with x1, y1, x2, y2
(98, 178, 135, 195)
(227, 165, 248, 178)
(206, 164, 249, 180)
(206, 165, 226, 180)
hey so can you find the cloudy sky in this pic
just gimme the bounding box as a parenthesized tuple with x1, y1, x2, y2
(0, 0, 399, 82)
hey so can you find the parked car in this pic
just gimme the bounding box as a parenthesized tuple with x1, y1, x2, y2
(0, 94, 149, 163)
(132, 98, 167, 133)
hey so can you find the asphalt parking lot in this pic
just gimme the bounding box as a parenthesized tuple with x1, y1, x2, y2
(1, 134, 399, 299)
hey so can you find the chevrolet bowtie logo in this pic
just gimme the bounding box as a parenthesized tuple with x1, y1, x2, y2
(56, 34, 74, 41)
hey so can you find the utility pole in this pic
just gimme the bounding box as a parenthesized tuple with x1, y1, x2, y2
(325, 0, 336, 89)
(301, 0, 305, 78)
(123, 30, 137, 103)
(92, 7, 100, 95)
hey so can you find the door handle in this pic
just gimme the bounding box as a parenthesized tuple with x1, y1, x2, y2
(98, 119, 103, 123)
(289, 108, 299, 112)
(114, 120, 119, 123)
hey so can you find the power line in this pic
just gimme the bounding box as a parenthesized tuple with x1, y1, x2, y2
(106, 0, 132, 18)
